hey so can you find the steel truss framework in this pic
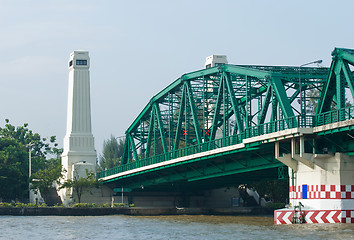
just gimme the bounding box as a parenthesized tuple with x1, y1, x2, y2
(317, 48, 354, 113)
(120, 48, 354, 165)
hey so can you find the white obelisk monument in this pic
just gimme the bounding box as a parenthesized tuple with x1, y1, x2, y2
(59, 50, 97, 204)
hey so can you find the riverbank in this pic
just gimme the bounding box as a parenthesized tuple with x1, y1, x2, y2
(0, 206, 275, 216)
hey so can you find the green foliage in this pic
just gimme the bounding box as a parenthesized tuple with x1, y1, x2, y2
(0, 119, 62, 202)
(36, 203, 47, 207)
(71, 203, 111, 208)
(0, 202, 12, 207)
(99, 135, 124, 170)
(30, 158, 63, 202)
(112, 203, 126, 207)
(250, 179, 289, 203)
(59, 170, 101, 203)
(306, 85, 352, 114)
(0, 202, 46, 208)
(72, 203, 90, 208)
(265, 202, 286, 209)
(53, 203, 64, 208)
(70, 203, 111, 208)
(24, 203, 37, 207)
(102, 203, 110, 208)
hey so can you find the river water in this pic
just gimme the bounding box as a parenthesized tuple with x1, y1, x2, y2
(0, 215, 353, 240)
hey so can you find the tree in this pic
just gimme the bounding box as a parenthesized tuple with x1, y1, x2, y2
(0, 137, 27, 201)
(30, 158, 63, 202)
(99, 135, 124, 170)
(0, 119, 61, 202)
(250, 179, 289, 203)
(59, 170, 100, 203)
(306, 85, 352, 114)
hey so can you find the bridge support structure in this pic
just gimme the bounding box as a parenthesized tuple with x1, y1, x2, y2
(274, 130, 354, 224)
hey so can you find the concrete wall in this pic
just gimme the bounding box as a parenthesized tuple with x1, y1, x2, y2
(289, 152, 354, 211)
(74, 185, 113, 205)
(203, 187, 240, 208)
(125, 187, 241, 208)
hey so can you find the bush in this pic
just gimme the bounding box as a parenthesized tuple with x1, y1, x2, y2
(72, 203, 90, 208)
(53, 203, 64, 208)
(0, 202, 48, 208)
(25, 203, 37, 207)
(265, 202, 286, 209)
(112, 203, 126, 208)
(14, 203, 26, 208)
(0, 202, 12, 207)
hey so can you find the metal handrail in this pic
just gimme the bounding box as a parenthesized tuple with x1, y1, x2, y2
(98, 106, 354, 178)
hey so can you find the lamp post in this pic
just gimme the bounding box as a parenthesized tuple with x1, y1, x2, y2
(27, 143, 34, 202)
(299, 59, 322, 125)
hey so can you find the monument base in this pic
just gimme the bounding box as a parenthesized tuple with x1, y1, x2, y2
(274, 208, 354, 224)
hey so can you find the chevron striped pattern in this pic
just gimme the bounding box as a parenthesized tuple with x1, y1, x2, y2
(274, 209, 354, 224)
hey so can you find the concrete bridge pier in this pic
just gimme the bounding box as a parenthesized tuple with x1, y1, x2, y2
(275, 137, 354, 224)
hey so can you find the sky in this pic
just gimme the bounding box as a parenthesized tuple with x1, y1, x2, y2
(0, 0, 353, 156)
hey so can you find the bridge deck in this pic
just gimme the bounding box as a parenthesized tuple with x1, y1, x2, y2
(100, 107, 354, 184)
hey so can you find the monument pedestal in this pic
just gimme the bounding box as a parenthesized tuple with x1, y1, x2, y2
(275, 152, 354, 224)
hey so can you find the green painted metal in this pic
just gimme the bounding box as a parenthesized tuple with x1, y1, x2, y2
(278, 166, 289, 180)
(317, 48, 354, 114)
(145, 110, 154, 158)
(154, 103, 168, 154)
(210, 75, 225, 140)
(185, 81, 202, 145)
(121, 63, 328, 163)
(224, 72, 243, 134)
(258, 85, 272, 124)
(173, 84, 186, 150)
(114, 187, 132, 193)
(128, 133, 139, 162)
(270, 76, 295, 120)
(103, 48, 354, 187)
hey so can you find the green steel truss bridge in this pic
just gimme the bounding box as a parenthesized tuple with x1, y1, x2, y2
(99, 48, 354, 192)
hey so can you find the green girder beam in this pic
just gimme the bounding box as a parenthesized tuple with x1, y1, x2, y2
(224, 72, 244, 133)
(185, 81, 202, 144)
(317, 48, 354, 114)
(343, 62, 354, 101)
(224, 65, 270, 79)
(270, 76, 295, 119)
(210, 77, 224, 140)
(333, 48, 354, 64)
(154, 103, 168, 154)
(335, 60, 345, 109)
(145, 109, 155, 158)
(317, 60, 336, 114)
(258, 84, 272, 124)
(173, 85, 186, 150)
(128, 133, 139, 162)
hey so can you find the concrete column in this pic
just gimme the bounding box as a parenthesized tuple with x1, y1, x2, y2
(275, 152, 354, 224)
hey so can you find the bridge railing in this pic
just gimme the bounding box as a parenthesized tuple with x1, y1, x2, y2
(244, 115, 313, 138)
(98, 106, 354, 179)
(314, 106, 354, 126)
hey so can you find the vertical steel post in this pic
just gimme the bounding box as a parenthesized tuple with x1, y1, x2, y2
(121, 187, 124, 204)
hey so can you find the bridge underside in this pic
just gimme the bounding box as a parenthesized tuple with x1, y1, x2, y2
(105, 142, 284, 192)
